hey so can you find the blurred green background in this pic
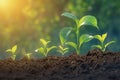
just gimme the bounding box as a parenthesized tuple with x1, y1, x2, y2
(0, 0, 120, 58)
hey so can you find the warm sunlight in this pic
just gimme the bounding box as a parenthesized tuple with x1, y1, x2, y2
(0, 0, 10, 9)
(0, 0, 27, 18)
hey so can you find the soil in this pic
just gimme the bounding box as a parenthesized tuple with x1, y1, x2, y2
(0, 49, 120, 80)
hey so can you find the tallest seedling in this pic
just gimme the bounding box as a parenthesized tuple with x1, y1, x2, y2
(60, 12, 99, 55)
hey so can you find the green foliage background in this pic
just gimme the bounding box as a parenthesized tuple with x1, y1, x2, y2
(0, 0, 120, 57)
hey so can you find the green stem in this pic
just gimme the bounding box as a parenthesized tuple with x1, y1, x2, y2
(101, 41, 105, 52)
(76, 26, 80, 55)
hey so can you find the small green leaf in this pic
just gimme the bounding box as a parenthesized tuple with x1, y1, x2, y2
(94, 35, 101, 41)
(79, 34, 93, 47)
(67, 42, 77, 50)
(61, 12, 78, 21)
(79, 15, 98, 29)
(101, 33, 107, 42)
(60, 27, 72, 45)
(47, 46, 56, 53)
(63, 48, 69, 51)
(94, 33, 107, 43)
(12, 45, 17, 54)
(40, 39, 50, 47)
(105, 41, 115, 48)
(58, 45, 68, 55)
(59, 45, 64, 51)
(63, 49, 68, 53)
(92, 45, 102, 50)
(38, 47, 45, 54)
(6, 49, 12, 52)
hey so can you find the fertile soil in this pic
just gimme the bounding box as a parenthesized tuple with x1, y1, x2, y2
(0, 49, 120, 80)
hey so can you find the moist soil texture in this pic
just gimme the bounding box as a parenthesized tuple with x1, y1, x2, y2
(0, 49, 120, 80)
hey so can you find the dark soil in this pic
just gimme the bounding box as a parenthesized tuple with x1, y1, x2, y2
(0, 49, 120, 80)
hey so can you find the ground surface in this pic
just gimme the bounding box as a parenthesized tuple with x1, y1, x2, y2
(0, 49, 120, 80)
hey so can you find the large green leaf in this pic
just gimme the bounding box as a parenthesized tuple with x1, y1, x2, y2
(79, 34, 93, 47)
(79, 15, 99, 29)
(60, 27, 72, 45)
(61, 12, 78, 21)
(67, 42, 77, 50)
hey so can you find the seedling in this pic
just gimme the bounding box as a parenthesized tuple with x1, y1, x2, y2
(6, 45, 17, 60)
(93, 33, 115, 52)
(57, 45, 68, 55)
(61, 12, 98, 55)
(35, 39, 56, 57)
(24, 53, 32, 60)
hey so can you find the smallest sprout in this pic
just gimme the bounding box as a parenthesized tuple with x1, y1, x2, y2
(24, 53, 32, 60)
(35, 39, 56, 57)
(6, 45, 17, 60)
(93, 33, 115, 52)
(57, 45, 69, 55)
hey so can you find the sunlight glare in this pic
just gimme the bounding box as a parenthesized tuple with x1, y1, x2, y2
(0, 0, 10, 9)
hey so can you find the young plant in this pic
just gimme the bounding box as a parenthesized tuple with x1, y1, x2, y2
(60, 12, 98, 55)
(35, 39, 56, 57)
(24, 53, 32, 60)
(93, 33, 115, 52)
(58, 28, 70, 55)
(6, 45, 17, 60)
(57, 45, 68, 55)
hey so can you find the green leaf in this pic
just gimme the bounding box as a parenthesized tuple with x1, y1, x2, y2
(94, 35, 101, 41)
(60, 27, 72, 45)
(79, 34, 93, 47)
(58, 45, 68, 55)
(94, 33, 107, 43)
(67, 42, 77, 50)
(47, 46, 56, 53)
(105, 41, 115, 48)
(63, 49, 68, 53)
(61, 12, 78, 21)
(59, 45, 64, 51)
(92, 45, 102, 50)
(12, 45, 17, 54)
(6, 49, 12, 52)
(40, 39, 50, 47)
(101, 33, 107, 42)
(38, 47, 45, 54)
(79, 15, 98, 29)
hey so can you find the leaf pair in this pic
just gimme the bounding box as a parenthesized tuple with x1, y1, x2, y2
(66, 34, 94, 54)
(62, 12, 98, 29)
(57, 45, 68, 55)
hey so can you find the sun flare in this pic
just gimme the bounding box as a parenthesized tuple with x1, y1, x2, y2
(0, 0, 10, 9)
(0, 0, 27, 17)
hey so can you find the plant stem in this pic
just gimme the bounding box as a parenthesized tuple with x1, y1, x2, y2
(101, 41, 105, 52)
(76, 26, 80, 55)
